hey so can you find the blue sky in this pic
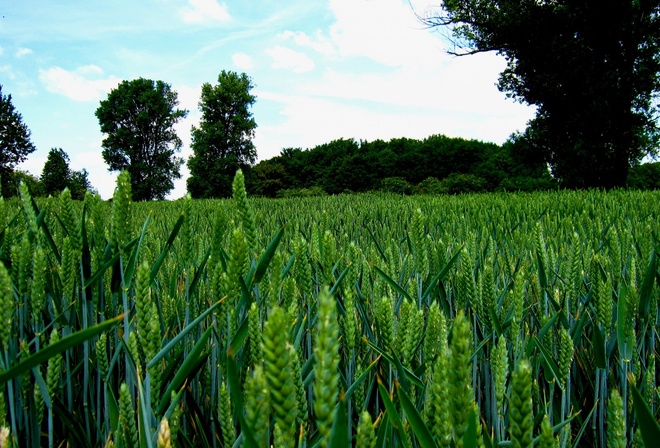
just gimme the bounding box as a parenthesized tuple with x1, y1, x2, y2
(0, 0, 535, 199)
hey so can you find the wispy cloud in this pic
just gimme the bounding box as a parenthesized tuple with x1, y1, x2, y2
(279, 30, 337, 57)
(39, 65, 121, 102)
(232, 52, 255, 70)
(266, 46, 315, 73)
(327, 0, 445, 67)
(15, 47, 32, 58)
(181, 0, 230, 24)
(0, 65, 15, 80)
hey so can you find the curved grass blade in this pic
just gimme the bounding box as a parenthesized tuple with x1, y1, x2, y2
(630, 377, 660, 447)
(368, 227, 388, 264)
(616, 284, 633, 362)
(328, 396, 349, 448)
(534, 336, 562, 386)
(396, 384, 438, 448)
(525, 312, 559, 357)
(638, 249, 657, 318)
(226, 348, 257, 447)
(377, 378, 410, 448)
(329, 265, 350, 296)
(137, 375, 154, 448)
(0, 313, 123, 385)
(123, 216, 151, 290)
(157, 326, 212, 414)
(592, 324, 606, 369)
(422, 245, 462, 300)
(375, 266, 412, 304)
(345, 356, 379, 400)
(36, 203, 61, 262)
(150, 212, 185, 283)
(147, 300, 222, 369)
(366, 339, 423, 389)
(463, 409, 478, 448)
(250, 226, 284, 285)
(228, 314, 249, 353)
(570, 403, 597, 448)
(83, 248, 121, 289)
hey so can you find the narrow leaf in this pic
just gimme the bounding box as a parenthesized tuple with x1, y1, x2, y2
(422, 245, 463, 299)
(157, 327, 212, 414)
(0, 314, 123, 385)
(150, 212, 185, 283)
(631, 378, 660, 447)
(638, 250, 656, 318)
(616, 284, 633, 362)
(147, 300, 223, 369)
(251, 226, 284, 284)
(375, 266, 412, 303)
(396, 384, 438, 448)
(377, 378, 410, 448)
(328, 396, 349, 448)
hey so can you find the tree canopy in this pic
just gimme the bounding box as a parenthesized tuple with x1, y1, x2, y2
(0, 85, 36, 196)
(41, 147, 93, 199)
(249, 135, 555, 197)
(41, 147, 70, 196)
(96, 78, 187, 201)
(187, 70, 257, 198)
(422, 0, 660, 188)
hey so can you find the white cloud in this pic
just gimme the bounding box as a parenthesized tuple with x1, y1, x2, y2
(70, 149, 117, 199)
(175, 83, 201, 112)
(15, 47, 33, 58)
(39, 65, 121, 102)
(76, 64, 103, 75)
(251, 0, 535, 162)
(327, 0, 445, 68)
(181, 0, 230, 24)
(254, 85, 533, 162)
(266, 46, 315, 73)
(279, 30, 337, 57)
(232, 52, 254, 70)
(0, 65, 15, 80)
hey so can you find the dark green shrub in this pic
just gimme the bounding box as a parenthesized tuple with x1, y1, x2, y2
(381, 177, 412, 195)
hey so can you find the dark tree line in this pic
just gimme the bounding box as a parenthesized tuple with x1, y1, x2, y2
(248, 134, 556, 197)
(422, 0, 660, 188)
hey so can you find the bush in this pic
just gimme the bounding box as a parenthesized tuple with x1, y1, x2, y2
(627, 162, 660, 190)
(276, 186, 328, 198)
(380, 177, 412, 195)
(500, 176, 556, 192)
(416, 177, 446, 195)
(440, 173, 488, 194)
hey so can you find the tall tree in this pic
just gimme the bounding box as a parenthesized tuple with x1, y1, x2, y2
(67, 168, 92, 200)
(96, 78, 187, 201)
(41, 147, 92, 199)
(187, 70, 257, 198)
(422, 0, 660, 188)
(0, 85, 37, 196)
(41, 147, 70, 196)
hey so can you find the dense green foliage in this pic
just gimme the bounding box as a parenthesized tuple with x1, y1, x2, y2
(0, 172, 658, 447)
(250, 134, 554, 196)
(423, 0, 660, 188)
(187, 71, 257, 199)
(0, 86, 36, 198)
(96, 78, 187, 201)
(40, 147, 91, 200)
(40, 148, 69, 195)
(628, 162, 660, 190)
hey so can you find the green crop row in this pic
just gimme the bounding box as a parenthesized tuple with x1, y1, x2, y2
(0, 171, 657, 447)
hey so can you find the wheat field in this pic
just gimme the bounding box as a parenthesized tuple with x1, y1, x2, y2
(0, 170, 657, 447)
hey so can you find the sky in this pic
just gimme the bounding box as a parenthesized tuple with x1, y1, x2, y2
(0, 0, 535, 199)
